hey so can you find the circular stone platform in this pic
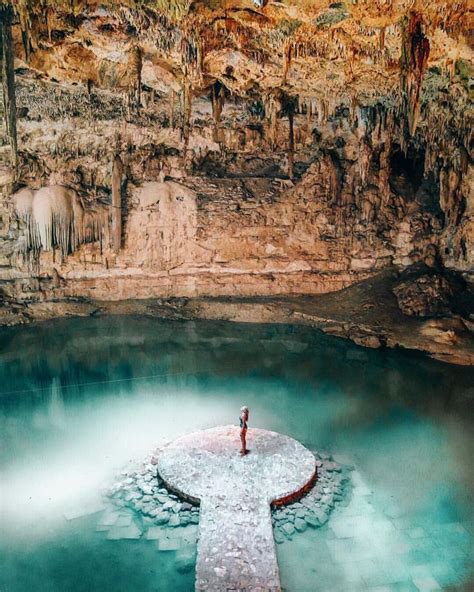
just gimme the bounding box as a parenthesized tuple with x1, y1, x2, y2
(158, 425, 316, 505)
(157, 426, 316, 592)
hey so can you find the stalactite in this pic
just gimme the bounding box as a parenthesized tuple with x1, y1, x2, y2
(439, 166, 463, 227)
(317, 99, 328, 126)
(288, 108, 294, 180)
(12, 188, 35, 251)
(359, 140, 371, 188)
(16, 0, 32, 63)
(379, 140, 392, 204)
(327, 154, 342, 206)
(46, 6, 53, 43)
(400, 11, 430, 136)
(168, 90, 175, 129)
(154, 0, 192, 23)
(379, 27, 385, 51)
(303, 98, 312, 138)
(83, 205, 110, 254)
(264, 92, 280, 150)
(1, 4, 18, 169)
(13, 185, 110, 261)
(210, 81, 225, 142)
(127, 44, 143, 114)
(283, 41, 292, 81)
(283, 95, 297, 180)
(111, 155, 123, 254)
(180, 28, 202, 78)
(181, 79, 192, 145)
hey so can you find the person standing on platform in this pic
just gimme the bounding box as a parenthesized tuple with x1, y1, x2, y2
(239, 406, 249, 456)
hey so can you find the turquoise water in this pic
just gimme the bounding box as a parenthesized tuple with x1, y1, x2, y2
(0, 316, 472, 592)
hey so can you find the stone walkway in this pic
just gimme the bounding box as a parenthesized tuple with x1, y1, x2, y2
(157, 426, 316, 592)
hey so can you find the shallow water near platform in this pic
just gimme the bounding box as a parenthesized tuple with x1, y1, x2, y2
(0, 316, 473, 592)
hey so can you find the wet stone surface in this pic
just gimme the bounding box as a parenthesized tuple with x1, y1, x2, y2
(100, 427, 352, 589)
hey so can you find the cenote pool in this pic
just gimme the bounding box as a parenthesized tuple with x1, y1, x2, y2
(0, 316, 473, 592)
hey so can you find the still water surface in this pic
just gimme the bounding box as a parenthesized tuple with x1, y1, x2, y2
(0, 317, 472, 591)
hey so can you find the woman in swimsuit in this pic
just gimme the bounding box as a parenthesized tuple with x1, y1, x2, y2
(239, 406, 249, 456)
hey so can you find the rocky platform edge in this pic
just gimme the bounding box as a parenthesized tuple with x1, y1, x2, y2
(105, 446, 350, 545)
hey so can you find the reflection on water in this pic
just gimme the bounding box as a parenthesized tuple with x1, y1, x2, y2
(0, 317, 473, 591)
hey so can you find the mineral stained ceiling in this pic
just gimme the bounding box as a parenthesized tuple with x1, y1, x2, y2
(4, 1, 472, 134)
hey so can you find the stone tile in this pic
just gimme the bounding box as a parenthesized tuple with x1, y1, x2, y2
(370, 584, 419, 592)
(106, 522, 142, 540)
(165, 528, 185, 541)
(362, 564, 411, 588)
(63, 502, 105, 520)
(461, 520, 474, 536)
(343, 497, 377, 517)
(406, 528, 427, 539)
(408, 566, 436, 581)
(382, 504, 405, 520)
(175, 544, 197, 574)
(431, 525, 470, 548)
(439, 545, 470, 561)
(330, 514, 396, 540)
(97, 510, 120, 528)
(371, 520, 399, 537)
(408, 537, 439, 555)
(180, 524, 199, 544)
(145, 526, 165, 540)
(176, 543, 196, 557)
(424, 562, 458, 588)
(391, 517, 424, 532)
(357, 560, 391, 587)
(329, 586, 368, 592)
(328, 539, 377, 563)
(389, 582, 419, 592)
(351, 471, 373, 496)
(157, 537, 182, 551)
(356, 560, 383, 578)
(114, 514, 133, 527)
(363, 573, 398, 588)
(402, 549, 431, 566)
(377, 560, 411, 584)
(411, 576, 441, 591)
(385, 538, 411, 555)
(330, 514, 397, 544)
(95, 524, 112, 532)
(340, 561, 368, 585)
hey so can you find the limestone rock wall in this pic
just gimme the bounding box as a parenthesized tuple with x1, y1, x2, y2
(0, 0, 471, 303)
(1, 115, 442, 301)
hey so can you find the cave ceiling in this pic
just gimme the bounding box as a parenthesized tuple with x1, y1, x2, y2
(5, 1, 472, 127)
